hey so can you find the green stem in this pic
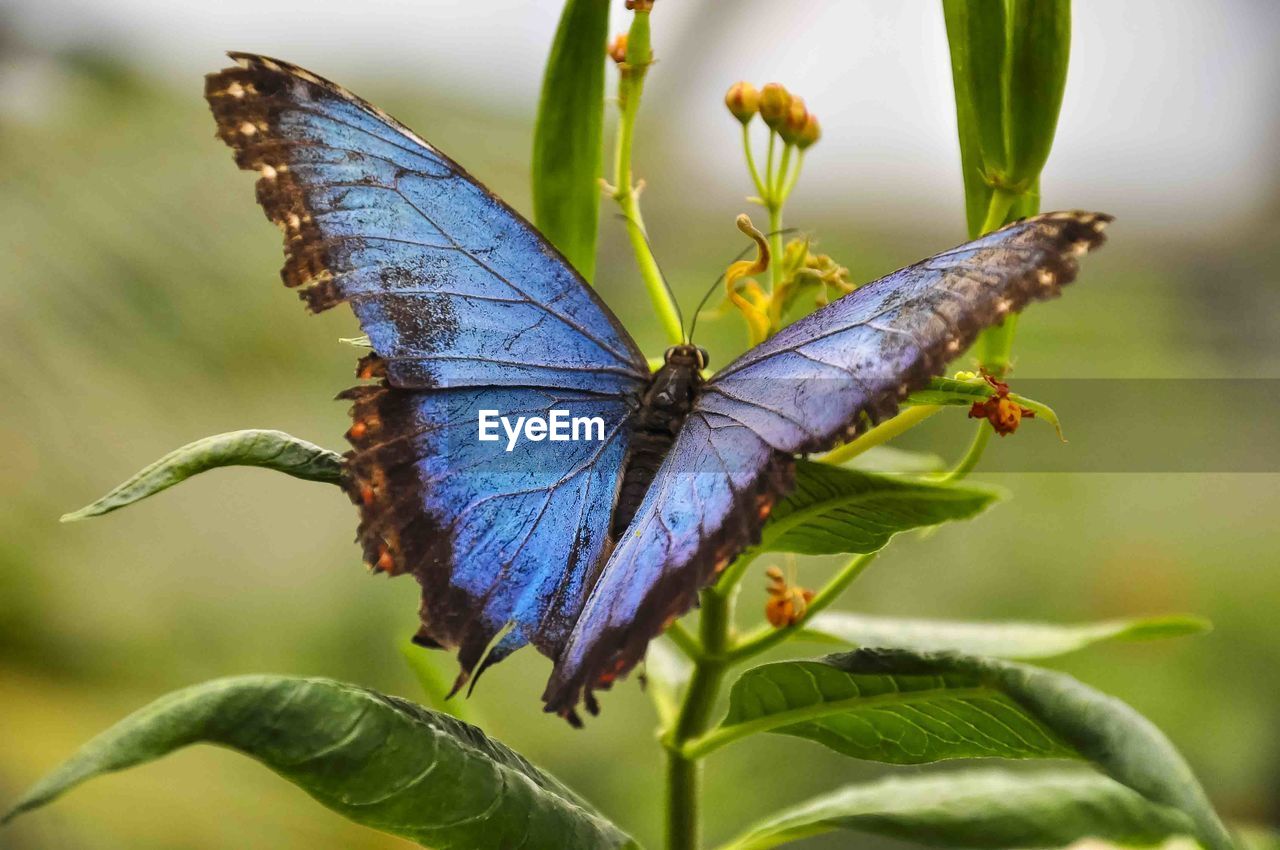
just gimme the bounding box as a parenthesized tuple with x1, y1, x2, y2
(950, 185, 1023, 477)
(939, 422, 992, 483)
(818, 405, 942, 466)
(726, 552, 878, 663)
(779, 149, 806, 203)
(612, 10, 683, 345)
(665, 620, 702, 659)
(766, 201, 784, 311)
(763, 130, 777, 200)
(742, 124, 766, 199)
(712, 548, 758, 604)
(979, 186, 1019, 234)
(773, 144, 793, 202)
(664, 589, 731, 850)
(975, 186, 1020, 372)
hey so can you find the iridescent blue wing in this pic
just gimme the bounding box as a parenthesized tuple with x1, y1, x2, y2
(205, 54, 648, 684)
(545, 212, 1111, 715)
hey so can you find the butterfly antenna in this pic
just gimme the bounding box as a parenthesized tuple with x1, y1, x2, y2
(613, 213, 685, 341)
(687, 227, 803, 343)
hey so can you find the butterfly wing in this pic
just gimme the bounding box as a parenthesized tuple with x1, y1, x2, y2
(545, 211, 1111, 714)
(206, 54, 648, 683)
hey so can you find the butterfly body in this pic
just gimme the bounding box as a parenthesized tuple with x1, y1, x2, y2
(613, 344, 708, 537)
(205, 53, 1110, 721)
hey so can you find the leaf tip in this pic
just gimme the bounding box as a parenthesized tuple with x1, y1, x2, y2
(1137, 615, 1214, 639)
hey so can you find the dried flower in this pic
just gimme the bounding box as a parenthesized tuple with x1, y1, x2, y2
(968, 373, 1035, 436)
(764, 565, 814, 628)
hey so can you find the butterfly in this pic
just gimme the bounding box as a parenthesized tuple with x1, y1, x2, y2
(205, 53, 1110, 723)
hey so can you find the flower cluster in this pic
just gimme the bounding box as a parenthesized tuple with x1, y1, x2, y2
(714, 82, 848, 345)
(726, 82, 820, 150)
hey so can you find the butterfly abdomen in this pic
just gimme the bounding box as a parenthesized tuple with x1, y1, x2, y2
(612, 346, 705, 537)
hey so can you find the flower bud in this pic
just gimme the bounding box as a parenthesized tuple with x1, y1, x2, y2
(724, 81, 760, 124)
(608, 33, 628, 65)
(796, 113, 821, 150)
(758, 83, 791, 130)
(779, 95, 807, 144)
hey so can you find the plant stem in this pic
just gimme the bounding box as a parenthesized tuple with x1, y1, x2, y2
(952, 184, 1021, 475)
(762, 197, 787, 336)
(742, 124, 766, 198)
(664, 589, 731, 850)
(665, 620, 702, 659)
(726, 552, 878, 663)
(939, 422, 992, 483)
(612, 9, 683, 345)
(974, 186, 1020, 373)
(818, 405, 942, 466)
(779, 149, 806, 203)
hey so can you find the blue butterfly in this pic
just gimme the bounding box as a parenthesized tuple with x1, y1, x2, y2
(205, 53, 1110, 723)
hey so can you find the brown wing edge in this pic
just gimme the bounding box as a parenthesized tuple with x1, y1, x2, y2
(205, 57, 452, 638)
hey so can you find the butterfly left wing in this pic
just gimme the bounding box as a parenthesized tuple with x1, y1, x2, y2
(544, 211, 1111, 715)
(205, 54, 649, 688)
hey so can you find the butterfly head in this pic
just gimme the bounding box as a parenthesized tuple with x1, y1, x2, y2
(664, 344, 710, 371)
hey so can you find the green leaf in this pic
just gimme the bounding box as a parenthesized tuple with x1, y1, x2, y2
(1006, 0, 1071, 186)
(706, 649, 1234, 850)
(532, 0, 610, 282)
(60, 429, 343, 521)
(762, 461, 1001, 556)
(798, 613, 1211, 659)
(942, 0, 1008, 236)
(908, 376, 1064, 439)
(1, 676, 635, 850)
(718, 768, 1195, 850)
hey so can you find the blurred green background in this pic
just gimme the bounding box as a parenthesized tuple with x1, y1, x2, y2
(1, 3, 1277, 849)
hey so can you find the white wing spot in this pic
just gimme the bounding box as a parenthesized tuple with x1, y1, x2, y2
(239, 121, 257, 136)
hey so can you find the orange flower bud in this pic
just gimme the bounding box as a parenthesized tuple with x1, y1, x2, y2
(779, 96, 808, 145)
(608, 33, 628, 65)
(724, 81, 760, 124)
(796, 113, 821, 150)
(759, 82, 791, 130)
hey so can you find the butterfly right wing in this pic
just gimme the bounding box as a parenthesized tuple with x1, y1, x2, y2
(545, 211, 1111, 715)
(206, 54, 648, 684)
